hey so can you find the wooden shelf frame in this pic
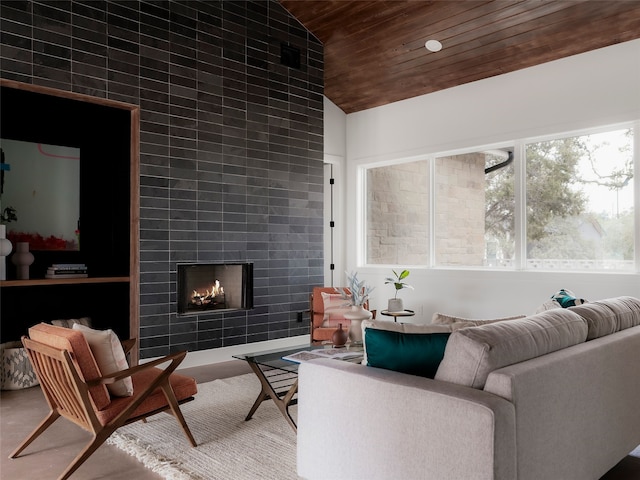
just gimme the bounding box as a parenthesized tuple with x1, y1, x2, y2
(0, 79, 140, 364)
(0, 277, 130, 287)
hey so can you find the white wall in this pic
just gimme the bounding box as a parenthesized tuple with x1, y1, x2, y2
(324, 96, 346, 159)
(346, 39, 640, 163)
(323, 97, 348, 285)
(327, 39, 640, 322)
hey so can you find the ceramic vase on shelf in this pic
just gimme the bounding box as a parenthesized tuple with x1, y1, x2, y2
(344, 305, 373, 345)
(332, 323, 348, 347)
(11, 242, 34, 280)
(0, 225, 13, 281)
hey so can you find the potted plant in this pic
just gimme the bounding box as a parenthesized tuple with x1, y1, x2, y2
(0, 206, 17, 224)
(385, 269, 413, 312)
(337, 271, 374, 308)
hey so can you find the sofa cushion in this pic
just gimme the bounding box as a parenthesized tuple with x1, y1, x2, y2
(569, 296, 640, 340)
(28, 323, 111, 410)
(432, 312, 526, 330)
(360, 318, 452, 365)
(72, 324, 133, 397)
(434, 309, 588, 389)
(535, 299, 562, 313)
(363, 327, 451, 378)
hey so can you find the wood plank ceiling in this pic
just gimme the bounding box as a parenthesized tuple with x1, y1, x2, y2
(279, 0, 640, 114)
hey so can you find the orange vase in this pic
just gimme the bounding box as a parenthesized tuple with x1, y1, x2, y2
(332, 323, 348, 347)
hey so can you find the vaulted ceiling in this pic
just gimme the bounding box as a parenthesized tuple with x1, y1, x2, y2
(279, 1, 640, 114)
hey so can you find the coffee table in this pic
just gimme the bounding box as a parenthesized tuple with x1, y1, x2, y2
(233, 344, 363, 432)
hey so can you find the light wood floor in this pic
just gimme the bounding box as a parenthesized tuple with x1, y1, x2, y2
(1, 360, 251, 480)
(2, 359, 639, 480)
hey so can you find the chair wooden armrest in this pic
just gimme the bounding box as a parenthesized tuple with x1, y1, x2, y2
(120, 338, 136, 355)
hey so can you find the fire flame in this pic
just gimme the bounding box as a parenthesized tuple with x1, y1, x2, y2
(191, 279, 224, 305)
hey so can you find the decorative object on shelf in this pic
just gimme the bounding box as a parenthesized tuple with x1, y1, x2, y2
(0, 224, 12, 281)
(45, 263, 88, 279)
(11, 242, 34, 280)
(344, 305, 373, 344)
(7, 231, 69, 250)
(332, 323, 348, 347)
(337, 271, 375, 345)
(384, 269, 413, 312)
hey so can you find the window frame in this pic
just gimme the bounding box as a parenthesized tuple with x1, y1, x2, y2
(360, 121, 638, 273)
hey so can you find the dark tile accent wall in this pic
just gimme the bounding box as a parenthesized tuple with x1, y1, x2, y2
(0, 0, 324, 359)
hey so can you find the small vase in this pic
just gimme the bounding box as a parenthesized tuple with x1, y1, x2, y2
(0, 225, 13, 281)
(11, 242, 34, 280)
(388, 298, 404, 313)
(332, 323, 348, 347)
(344, 305, 373, 345)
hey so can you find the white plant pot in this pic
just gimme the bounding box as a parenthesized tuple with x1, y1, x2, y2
(388, 298, 404, 313)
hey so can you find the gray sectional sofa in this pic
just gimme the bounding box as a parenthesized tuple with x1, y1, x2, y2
(297, 296, 640, 480)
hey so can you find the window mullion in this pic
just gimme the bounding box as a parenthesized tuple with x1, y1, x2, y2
(634, 120, 640, 273)
(514, 141, 526, 270)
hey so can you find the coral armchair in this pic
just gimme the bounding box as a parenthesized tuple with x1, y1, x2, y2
(10, 323, 197, 480)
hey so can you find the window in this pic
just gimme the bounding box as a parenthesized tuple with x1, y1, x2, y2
(363, 124, 635, 272)
(434, 150, 515, 267)
(526, 128, 634, 270)
(366, 160, 429, 265)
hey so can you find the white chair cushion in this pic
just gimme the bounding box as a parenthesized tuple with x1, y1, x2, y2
(72, 324, 133, 397)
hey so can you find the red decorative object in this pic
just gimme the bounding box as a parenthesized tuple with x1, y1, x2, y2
(6, 231, 76, 251)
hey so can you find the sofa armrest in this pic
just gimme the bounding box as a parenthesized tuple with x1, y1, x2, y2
(297, 359, 516, 480)
(484, 326, 640, 480)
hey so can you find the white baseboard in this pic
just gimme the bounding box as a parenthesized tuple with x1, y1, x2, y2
(142, 334, 311, 369)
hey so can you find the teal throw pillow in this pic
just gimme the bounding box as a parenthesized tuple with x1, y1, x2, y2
(364, 328, 451, 379)
(551, 288, 587, 308)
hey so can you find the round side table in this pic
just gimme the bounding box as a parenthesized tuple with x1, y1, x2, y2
(380, 309, 415, 322)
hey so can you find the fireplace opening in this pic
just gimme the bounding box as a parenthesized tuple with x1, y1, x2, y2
(177, 263, 253, 315)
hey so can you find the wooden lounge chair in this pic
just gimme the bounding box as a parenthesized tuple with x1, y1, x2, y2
(9, 323, 198, 480)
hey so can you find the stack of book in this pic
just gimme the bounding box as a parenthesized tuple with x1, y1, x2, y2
(45, 263, 88, 279)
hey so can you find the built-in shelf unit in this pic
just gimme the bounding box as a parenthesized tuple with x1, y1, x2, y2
(0, 79, 140, 363)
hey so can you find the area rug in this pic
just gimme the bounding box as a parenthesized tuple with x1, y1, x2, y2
(106, 373, 299, 480)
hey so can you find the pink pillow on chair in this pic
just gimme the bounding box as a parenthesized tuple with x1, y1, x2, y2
(321, 292, 351, 326)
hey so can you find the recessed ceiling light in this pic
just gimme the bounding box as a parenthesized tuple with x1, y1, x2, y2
(425, 39, 443, 52)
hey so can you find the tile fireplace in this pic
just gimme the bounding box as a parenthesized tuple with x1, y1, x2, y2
(177, 263, 253, 316)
